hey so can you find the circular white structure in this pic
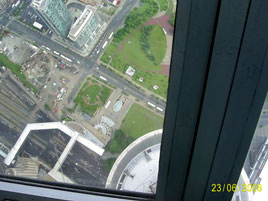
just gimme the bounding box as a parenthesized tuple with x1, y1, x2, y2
(106, 129, 162, 193)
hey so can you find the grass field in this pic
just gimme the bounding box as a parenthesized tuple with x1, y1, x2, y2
(83, 85, 102, 104)
(149, 25, 168, 64)
(106, 129, 133, 154)
(103, 25, 168, 98)
(156, 0, 168, 11)
(74, 78, 112, 116)
(121, 103, 164, 138)
(0, 53, 37, 94)
(155, 0, 173, 13)
(122, 25, 165, 71)
(106, 103, 163, 154)
(100, 42, 119, 64)
(104, 158, 117, 172)
(166, 0, 174, 14)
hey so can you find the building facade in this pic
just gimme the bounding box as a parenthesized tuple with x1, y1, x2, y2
(31, 0, 74, 36)
(68, 5, 105, 52)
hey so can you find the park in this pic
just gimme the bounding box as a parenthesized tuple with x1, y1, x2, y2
(74, 78, 112, 116)
(106, 103, 163, 154)
(101, 0, 175, 98)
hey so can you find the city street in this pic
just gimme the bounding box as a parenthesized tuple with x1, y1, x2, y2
(0, 0, 166, 114)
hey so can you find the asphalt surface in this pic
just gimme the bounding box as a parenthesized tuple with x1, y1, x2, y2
(90, 0, 139, 59)
(0, 0, 166, 112)
(18, 1, 49, 31)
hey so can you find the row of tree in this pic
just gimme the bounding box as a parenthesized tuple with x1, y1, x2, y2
(140, 26, 157, 64)
(113, 0, 159, 43)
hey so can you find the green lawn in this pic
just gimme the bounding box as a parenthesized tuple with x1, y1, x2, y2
(106, 129, 133, 154)
(121, 25, 165, 71)
(83, 85, 102, 104)
(171, 13, 176, 25)
(121, 103, 163, 139)
(149, 25, 167, 65)
(106, 103, 163, 154)
(103, 158, 117, 172)
(0, 53, 37, 94)
(166, 0, 174, 14)
(100, 0, 171, 99)
(100, 42, 119, 64)
(107, 25, 168, 98)
(132, 69, 169, 98)
(156, 0, 168, 11)
(74, 78, 112, 116)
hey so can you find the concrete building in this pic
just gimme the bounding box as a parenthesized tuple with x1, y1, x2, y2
(4, 122, 104, 166)
(106, 129, 162, 193)
(31, 0, 74, 36)
(68, 5, 106, 52)
(5, 157, 39, 179)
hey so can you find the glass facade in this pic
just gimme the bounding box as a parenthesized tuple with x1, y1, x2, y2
(32, 0, 73, 36)
(75, 12, 103, 50)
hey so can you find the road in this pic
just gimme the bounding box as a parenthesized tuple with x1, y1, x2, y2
(0, 0, 166, 112)
(90, 0, 139, 60)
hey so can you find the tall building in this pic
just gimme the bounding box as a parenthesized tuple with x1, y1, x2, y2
(31, 0, 74, 36)
(68, 5, 105, 52)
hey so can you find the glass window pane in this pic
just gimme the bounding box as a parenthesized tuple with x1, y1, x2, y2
(0, 0, 177, 194)
(232, 94, 268, 201)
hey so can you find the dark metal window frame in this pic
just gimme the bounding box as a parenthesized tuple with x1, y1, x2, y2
(1, 0, 268, 200)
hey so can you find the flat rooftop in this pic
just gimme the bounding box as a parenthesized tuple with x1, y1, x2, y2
(68, 5, 96, 41)
(31, 0, 46, 10)
(106, 129, 162, 192)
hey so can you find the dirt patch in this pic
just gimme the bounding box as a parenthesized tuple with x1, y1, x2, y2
(160, 64, 170, 76)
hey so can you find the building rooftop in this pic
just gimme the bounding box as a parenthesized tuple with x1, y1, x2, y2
(68, 6, 95, 41)
(106, 129, 162, 192)
(31, 0, 46, 10)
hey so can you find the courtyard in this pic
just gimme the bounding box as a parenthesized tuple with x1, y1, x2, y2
(74, 77, 112, 116)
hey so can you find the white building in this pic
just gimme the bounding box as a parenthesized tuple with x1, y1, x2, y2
(68, 5, 106, 52)
(125, 66, 135, 77)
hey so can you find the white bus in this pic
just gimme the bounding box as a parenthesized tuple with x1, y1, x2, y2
(147, 102, 156, 108)
(108, 32, 114, 39)
(162, 28, 167, 35)
(156, 107, 163, 112)
(53, 51, 59, 55)
(102, 41, 108, 49)
(99, 76, 107, 81)
(14, 0, 20, 7)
